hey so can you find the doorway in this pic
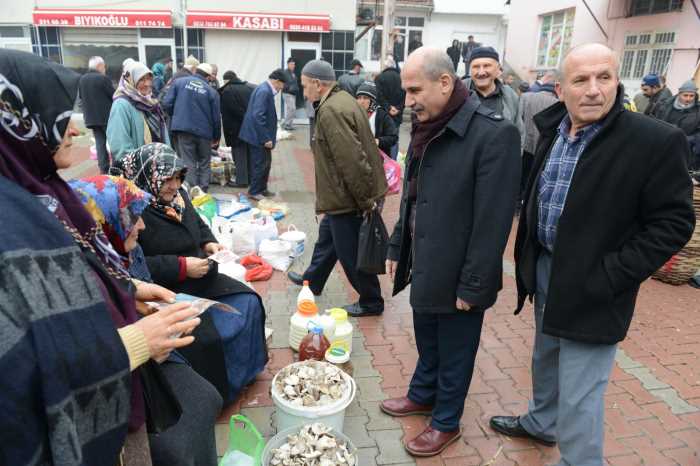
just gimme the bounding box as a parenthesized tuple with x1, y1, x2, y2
(138, 36, 175, 69)
(284, 33, 320, 122)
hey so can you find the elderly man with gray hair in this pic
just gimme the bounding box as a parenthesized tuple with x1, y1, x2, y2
(287, 59, 388, 317)
(380, 47, 520, 457)
(78, 56, 115, 173)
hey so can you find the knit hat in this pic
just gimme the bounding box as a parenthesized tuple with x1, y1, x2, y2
(678, 79, 698, 94)
(130, 62, 152, 84)
(223, 70, 237, 81)
(197, 63, 213, 76)
(469, 46, 500, 64)
(642, 73, 660, 87)
(301, 59, 336, 81)
(350, 59, 363, 69)
(269, 68, 288, 83)
(356, 81, 377, 100)
(185, 55, 200, 68)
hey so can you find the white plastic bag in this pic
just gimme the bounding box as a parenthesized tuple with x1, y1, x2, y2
(230, 222, 257, 256)
(250, 215, 279, 250)
(259, 239, 292, 271)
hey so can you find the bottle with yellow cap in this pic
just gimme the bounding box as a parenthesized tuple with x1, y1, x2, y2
(328, 308, 353, 354)
(289, 300, 319, 351)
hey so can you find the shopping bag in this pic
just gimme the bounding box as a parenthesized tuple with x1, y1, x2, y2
(231, 222, 258, 256)
(380, 149, 402, 195)
(357, 209, 389, 275)
(259, 239, 293, 271)
(240, 254, 273, 282)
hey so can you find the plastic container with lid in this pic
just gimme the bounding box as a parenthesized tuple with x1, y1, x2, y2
(318, 312, 336, 341)
(325, 344, 354, 377)
(328, 308, 354, 354)
(289, 300, 318, 352)
(296, 280, 315, 306)
(299, 326, 330, 361)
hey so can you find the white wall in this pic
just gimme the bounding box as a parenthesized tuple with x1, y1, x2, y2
(433, 0, 507, 15)
(205, 29, 282, 86)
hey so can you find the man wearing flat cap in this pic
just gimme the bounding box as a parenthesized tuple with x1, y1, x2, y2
(162, 62, 221, 191)
(287, 59, 388, 317)
(239, 68, 287, 199)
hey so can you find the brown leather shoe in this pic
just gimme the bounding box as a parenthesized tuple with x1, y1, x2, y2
(404, 426, 462, 457)
(380, 396, 433, 417)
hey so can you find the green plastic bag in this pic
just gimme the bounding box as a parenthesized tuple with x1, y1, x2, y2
(192, 193, 217, 226)
(218, 415, 264, 466)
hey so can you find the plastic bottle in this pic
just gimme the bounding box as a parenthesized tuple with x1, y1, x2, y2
(328, 308, 354, 354)
(289, 301, 319, 352)
(299, 325, 330, 362)
(318, 311, 337, 341)
(297, 280, 315, 306)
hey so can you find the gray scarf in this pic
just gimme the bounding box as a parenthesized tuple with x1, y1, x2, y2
(673, 95, 695, 111)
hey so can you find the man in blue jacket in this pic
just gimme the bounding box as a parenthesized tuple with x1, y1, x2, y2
(162, 63, 221, 191)
(239, 68, 287, 199)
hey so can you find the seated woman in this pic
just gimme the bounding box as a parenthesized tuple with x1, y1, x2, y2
(0, 49, 200, 466)
(355, 81, 398, 155)
(70, 175, 222, 466)
(107, 61, 170, 163)
(115, 142, 268, 403)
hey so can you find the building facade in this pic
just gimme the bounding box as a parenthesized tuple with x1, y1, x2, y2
(1, 0, 356, 91)
(505, 0, 699, 93)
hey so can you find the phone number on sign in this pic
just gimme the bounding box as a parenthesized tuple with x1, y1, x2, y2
(134, 19, 168, 27)
(36, 18, 70, 26)
(288, 24, 325, 32)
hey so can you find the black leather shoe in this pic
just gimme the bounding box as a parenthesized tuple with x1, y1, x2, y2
(489, 416, 556, 446)
(286, 272, 321, 295)
(343, 302, 383, 317)
(261, 190, 277, 198)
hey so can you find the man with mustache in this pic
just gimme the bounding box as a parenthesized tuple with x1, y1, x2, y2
(464, 46, 524, 138)
(489, 43, 695, 466)
(380, 47, 520, 457)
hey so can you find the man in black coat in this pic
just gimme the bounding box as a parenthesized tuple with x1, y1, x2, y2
(78, 56, 115, 174)
(380, 47, 521, 457)
(220, 71, 256, 187)
(489, 44, 695, 466)
(374, 56, 406, 158)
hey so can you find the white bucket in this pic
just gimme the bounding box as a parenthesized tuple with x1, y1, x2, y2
(271, 362, 356, 433)
(262, 424, 357, 466)
(279, 225, 306, 258)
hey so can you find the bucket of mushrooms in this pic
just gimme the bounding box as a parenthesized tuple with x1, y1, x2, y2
(271, 360, 356, 433)
(262, 422, 358, 466)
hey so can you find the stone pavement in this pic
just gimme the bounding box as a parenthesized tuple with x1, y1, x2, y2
(66, 125, 699, 465)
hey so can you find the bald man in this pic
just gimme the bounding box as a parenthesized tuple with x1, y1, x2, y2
(490, 44, 695, 466)
(381, 47, 520, 456)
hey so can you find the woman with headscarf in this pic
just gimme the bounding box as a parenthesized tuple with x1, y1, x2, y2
(70, 175, 222, 466)
(114, 143, 268, 404)
(0, 49, 200, 466)
(107, 61, 170, 163)
(355, 81, 398, 155)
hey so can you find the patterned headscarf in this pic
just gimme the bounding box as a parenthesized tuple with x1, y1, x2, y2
(70, 176, 151, 262)
(114, 142, 187, 221)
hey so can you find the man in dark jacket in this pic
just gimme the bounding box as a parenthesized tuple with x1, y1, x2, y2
(489, 44, 695, 466)
(654, 79, 700, 173)
(641, 73, 673, 116)
(220, 71, 256, 187)
(380, 47, 520, 457)
(239, 69, 286, 199)
(287, 60, 388, 316)
(375, 57, 406, 158)
(78, 56, 115, 174)
(337, 59, 365, 96)
(281, 58, 299, 131)
(355, 81, 398, 155)
(162, 63, 221, 192)
(461, 35, 480, 74)
(446, 40, 461, 72)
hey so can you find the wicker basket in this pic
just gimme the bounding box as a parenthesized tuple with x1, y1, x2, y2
(652, 185, 700, 285)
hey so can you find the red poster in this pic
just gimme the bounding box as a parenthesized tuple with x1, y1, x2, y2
(33, 9, 172, 28)
(186, 11, 330, 32)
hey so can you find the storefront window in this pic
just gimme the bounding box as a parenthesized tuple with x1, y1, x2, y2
(31, 26, 62, 63)
(536, 9, 575, 69)
(62, 44, 138, 83)
(174, 27, 205, 67)
(371, 28, 382, 61)
(320, 30, 355, 78)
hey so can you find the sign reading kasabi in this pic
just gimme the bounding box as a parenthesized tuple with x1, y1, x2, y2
(33, 9, 172, 28)
(187, 11, 330, 32)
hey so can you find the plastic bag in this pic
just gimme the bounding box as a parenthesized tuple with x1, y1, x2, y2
(250, 215, 279, 250)
(259, 239, 292, 271)
(380, 149, 402, 195)
(240, 255, 273, 282)
(218, 414, 264, 466)
(192, 192, 218, 225)
(357, 209, 389, 274)
(231, 222, 258, 256)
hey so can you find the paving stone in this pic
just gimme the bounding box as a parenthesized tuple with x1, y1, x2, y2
(343, 415, 378, 448)
(370, 429, 415, 465)
(626, 367, 670, 390)
(356, 447, 380, 466)
(214, 422, 229, 457)
(361, 401, 402, 431)
(357, 377, 388, 402)
(346, 397, 368, 417)
(353, 355, 382, 378)
(239, 406, 276, 438)
(649, 388, 700, 415)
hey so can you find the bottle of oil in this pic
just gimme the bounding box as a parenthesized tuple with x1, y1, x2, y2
(299, 325, 330, 361)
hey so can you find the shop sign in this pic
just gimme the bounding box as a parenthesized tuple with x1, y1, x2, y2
(187, 11, 330, 32)
(33, 9, 172, 28)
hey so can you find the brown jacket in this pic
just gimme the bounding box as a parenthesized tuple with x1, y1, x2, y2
(312, 85, 388, 214)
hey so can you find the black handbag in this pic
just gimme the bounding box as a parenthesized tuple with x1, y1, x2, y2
(139, 360, 182, 434)
(357, 208, 389, 275)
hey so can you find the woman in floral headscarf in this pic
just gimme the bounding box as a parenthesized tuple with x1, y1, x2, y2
(70, 175, 222, 466)
(114, 143, 269, 405)
(107, 61, 170, 163)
